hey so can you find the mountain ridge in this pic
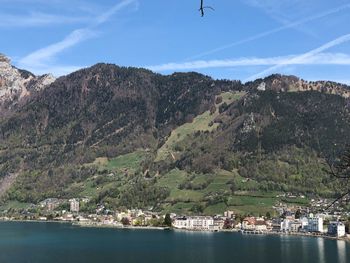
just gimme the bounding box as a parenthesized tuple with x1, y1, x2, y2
(0, 57, 349, 215)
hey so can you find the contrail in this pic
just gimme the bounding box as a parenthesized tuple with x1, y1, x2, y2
(19, 0, 137, 69)
(245, 33, 350, 82)
(186, 4, 350, 61)
(146, 53, 350, 72)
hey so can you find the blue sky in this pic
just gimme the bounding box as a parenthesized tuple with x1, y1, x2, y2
(1, 0, 350, 83)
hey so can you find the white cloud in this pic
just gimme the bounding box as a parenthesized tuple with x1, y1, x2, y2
(0, 12, 89, 27)
(187, 3, 350, 60)
(17, 0, 138, 76)
(94, 0, 138, 25)
(146, 53, 350, 72)
(246, 33, 350, 81)
(19, 29, 96, 68)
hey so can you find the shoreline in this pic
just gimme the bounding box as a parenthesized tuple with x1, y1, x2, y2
(1, 219, 349, 242)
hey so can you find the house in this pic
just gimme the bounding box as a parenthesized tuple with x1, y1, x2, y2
(328, 222, 346, 237)
(212, 217, 225, 230)
(242, 217, 267, 231)
(242, 217, 256, 230)
(39, 198, 61, 211)
(271, 218, 281, 232)
(69, 199, 80, 213)
(224, 211, 235, 219)
(254, 219, 267, 231)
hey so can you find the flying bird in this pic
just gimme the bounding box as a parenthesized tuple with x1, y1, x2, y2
(199, 0, 214, 17)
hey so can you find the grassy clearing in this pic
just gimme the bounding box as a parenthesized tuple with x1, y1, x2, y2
(227, 195, 276, 207)
(86, 150, 147, 173)
(203, 170, 235, 194)
(226, 194, 278, 216)
(204, 202, 227, 215)
(280, 197, 309, 205)
(156, 91, 246, 161)
(163, 202, 195, 214)
(92, 157, 108, 166)
(156, 169, 188, 189)
(227, 205, 274, 216)
(0, 201, 31, 211)
(168, 189, 204, 202)
(106, 151, 146, 173)
(155, 111, 219, 161)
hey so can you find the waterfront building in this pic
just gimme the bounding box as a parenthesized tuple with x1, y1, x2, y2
(173, 216, 214, 230)
(173, 216, 188, 229)
(328, 222, 346, 237)
(290, 221, 302, 232)
(307, 216, 323, 233)
(212, 218, 225, 230)
(255, 219, 267, 231)
(280, 219, 291, 232)
(271, 218, 282, 232)
(280, 218, 303, 232)
(242, 217, 267, 231)
(242, 217, 256, 230)
(188, 216, 214, 230)
(300, 217, 309, 231)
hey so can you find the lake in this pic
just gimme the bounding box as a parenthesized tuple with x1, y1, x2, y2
(0, 222, 349, 263)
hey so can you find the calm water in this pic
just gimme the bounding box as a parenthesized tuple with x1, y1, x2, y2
(0, 222, 349, 263)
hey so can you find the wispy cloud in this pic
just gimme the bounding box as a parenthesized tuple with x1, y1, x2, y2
(146, 53, 350, 72)
(187, 3, 350, 60)
(19, 29, 96, 68)
(18, 0, 138, 76)
(0, 12, 89, 27)
(246, 33, 350, 81)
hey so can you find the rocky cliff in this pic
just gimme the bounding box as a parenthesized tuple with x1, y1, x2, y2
(0, 53, 55, 115)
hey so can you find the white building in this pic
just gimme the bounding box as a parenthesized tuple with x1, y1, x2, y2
(173, 216, 214, 230)
(280, 219, 291, 232)
(224, 211, 235, 219)
(280, 219, 303, 232)
(290, 221, 302, 232)
(328, 222, 346, 238)
(70, 199, 80, 213)
(300, 217, 309, 231)
(307, 216, 323, 233)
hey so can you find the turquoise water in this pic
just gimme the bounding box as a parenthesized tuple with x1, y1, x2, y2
(0, 222, 349, 263)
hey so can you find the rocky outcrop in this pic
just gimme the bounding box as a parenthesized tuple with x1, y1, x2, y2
(0, 53, 55, 114)
(250, 74, 350, 98)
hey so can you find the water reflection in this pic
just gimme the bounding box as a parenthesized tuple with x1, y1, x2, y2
(317, 238, 325, 263)
(336, 240, 347, 263)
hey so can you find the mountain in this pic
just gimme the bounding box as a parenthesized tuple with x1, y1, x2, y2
(0, 57, 349, 215)
(0, 53, 55, 116)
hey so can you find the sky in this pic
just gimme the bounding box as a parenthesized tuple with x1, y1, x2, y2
(1, 0, 350, 84)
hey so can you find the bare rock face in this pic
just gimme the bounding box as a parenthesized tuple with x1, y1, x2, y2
(254, 74, 350, 98)
(0, 53, 55, 114)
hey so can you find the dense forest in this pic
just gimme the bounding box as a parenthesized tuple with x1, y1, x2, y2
(0, 64, 349, 215)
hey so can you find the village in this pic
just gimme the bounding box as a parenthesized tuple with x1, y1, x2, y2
(0, 196, 349, 241)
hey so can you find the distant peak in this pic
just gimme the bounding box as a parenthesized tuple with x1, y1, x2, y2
(0, 53, 10, 63)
